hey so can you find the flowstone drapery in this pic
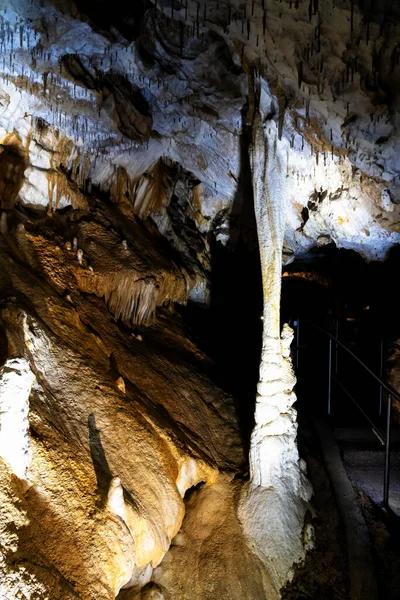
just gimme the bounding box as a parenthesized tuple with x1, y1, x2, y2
(240, 82, 312, 596)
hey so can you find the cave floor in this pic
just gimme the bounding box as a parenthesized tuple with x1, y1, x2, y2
(356, 487, 400, 600)
(336, 428, 400, 516)
(282, 412, 400, 600)
(281, 414, 349, 600)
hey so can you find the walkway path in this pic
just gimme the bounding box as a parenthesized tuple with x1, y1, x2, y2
(335, 428, 400, 516)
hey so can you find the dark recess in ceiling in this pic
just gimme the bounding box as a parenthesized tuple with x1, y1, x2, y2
(72, 0, 151, 41)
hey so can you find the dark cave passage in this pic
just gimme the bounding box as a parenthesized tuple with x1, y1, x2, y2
(281, 244, 400, 420)
(282, 244, 400, 522)
(181, 119, 263, 455)
(181, 225, 400, 457)
(181, 235, 400, 454)
(282, 243, 400, 340)
(181, 213, 263, 456)
(281, 244, 400, 599)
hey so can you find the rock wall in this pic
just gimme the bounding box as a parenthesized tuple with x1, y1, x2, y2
(0, 213, 255, 599)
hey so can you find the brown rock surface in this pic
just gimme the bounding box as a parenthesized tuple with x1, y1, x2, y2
(0, 201, 258, 599)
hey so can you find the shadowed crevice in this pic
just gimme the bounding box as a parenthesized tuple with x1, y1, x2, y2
(88, 413, 113, 506)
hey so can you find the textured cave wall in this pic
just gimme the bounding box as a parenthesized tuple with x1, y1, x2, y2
(1, 0, 400, 260)
(0, 214, 267, 599)
(0, 1, 400, 599)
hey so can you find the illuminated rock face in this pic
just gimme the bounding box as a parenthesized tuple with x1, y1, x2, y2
(0, 297, 240, 599)
(0, 358, 35, 480)
(0, 0, 400, 598)
(1, 1, 400, 261)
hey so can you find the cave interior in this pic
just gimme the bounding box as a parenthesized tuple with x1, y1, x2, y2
(1, 1, 400, 600)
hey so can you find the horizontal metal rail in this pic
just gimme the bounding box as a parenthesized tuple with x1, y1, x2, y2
(332, 376, 400, 461)
(297, 318, 400, 510)
(332, 374, 386, 446)
(304, 319, 400, 405)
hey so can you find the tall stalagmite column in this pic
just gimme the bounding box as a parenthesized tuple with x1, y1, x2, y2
(241, 79, 312, 596)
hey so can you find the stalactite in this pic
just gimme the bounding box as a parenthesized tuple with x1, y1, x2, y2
(43, 71, 48, 96)
(79, 268, 190, 328)
(316, 24, 321, 53)
(349, 0, 355, 37)
(298, 61, 303, 88)
(278, 93, 287, 140)
(247, 70, 255, 127)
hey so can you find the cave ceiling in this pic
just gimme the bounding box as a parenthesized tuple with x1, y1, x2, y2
(1, 0, 400, 264)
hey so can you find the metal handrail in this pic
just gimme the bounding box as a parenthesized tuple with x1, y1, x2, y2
(332, 373, 385, 446)
(304, 319, 400, 405)
(296, 318, 398, 510)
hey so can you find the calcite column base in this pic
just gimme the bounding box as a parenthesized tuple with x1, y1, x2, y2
(240, 325, 312, 596)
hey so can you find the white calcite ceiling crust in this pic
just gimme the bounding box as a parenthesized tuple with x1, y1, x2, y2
(0, 0, 399, 261)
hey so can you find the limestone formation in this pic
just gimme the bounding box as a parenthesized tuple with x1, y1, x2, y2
(237, 88, 311, 594)
(0, 1, 399, 598)
(0, 358, 35, 480)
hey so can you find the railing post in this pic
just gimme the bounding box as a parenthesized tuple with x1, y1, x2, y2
(379, 337, 384, 417)
(335, 319, 339, 375)
(383, 394, 392, 509)
(328, 337, 332, 416)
